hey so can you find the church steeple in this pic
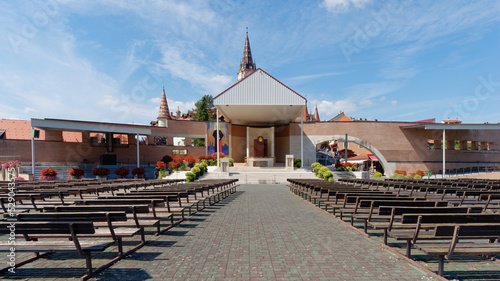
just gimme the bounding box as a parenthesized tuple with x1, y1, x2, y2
(157, 87, 170, 127)
(237, 31, 256, 81)
(314, 104, 320, 122)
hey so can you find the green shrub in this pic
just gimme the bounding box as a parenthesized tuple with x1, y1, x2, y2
(311, 162, 321, 169)
(191, 167, 201, 177)
(337, 167, 343, 171)
(208, 159, 214, 166)
(313, 164, 323, 174)
(318, 167, 330, 177)
(180, 162, 187, 171)
(227, 157, 234, 167)
(373, 172, 383, 178)
(414, 174, 422, 180)
(352, 166, 357, 171)
(294, 158, 301, 168)
(328, 177, 333, 182)
(185, 172, 195, 182)
(391, 173, 405, 179)
(322, 170, 333, 180)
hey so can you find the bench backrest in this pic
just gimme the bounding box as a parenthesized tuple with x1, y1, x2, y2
(74, 199, 165, 206)
(402, 213, 500, 224)
(360, 200, 448, 208)
(47, 205, 151, 214)
(378, 206, 482, 216)
(0, 221, 95, 235)
(12, 212, 127, 222)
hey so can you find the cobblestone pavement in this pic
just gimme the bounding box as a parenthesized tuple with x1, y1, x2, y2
(4, 184, 441, 280)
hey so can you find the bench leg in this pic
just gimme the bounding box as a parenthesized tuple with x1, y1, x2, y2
(364, 220, 368, 234)
(383, 230, 388, 245)
(84, 251, 93, 275)
(406, 240, 412, 259)
(438, 255, 444, 276)
(117, 238, 123, 256)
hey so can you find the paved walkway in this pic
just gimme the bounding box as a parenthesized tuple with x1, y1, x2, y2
(96, 184, 435, 280)
(5, 184, 437, 280)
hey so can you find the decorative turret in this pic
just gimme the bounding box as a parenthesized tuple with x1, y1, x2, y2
(157, 87, 170, 127)
(237, 31, 257, 81)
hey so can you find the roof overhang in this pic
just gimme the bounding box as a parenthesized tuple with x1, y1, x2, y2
(401, 123, 500, 130)
(216, 105, 305, 126)
(214, 69, 306, 126)
(31, 118, 152, 135)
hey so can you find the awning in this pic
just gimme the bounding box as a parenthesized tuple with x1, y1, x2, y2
(368, 155, 378, 161)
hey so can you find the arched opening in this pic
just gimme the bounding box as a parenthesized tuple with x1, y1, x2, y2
(313, 135, 393, 176)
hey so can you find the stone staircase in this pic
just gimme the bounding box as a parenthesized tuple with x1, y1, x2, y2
(197, 166, 319, 184)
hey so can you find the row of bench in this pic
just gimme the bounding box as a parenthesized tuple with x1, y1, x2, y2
(288, 178, 500, 277)
(0, 178, 238, 280)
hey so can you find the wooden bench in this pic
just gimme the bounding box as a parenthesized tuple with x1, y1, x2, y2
(0, 221, 114, 280)
(414, 224, 500, 276)
(390, 213, 500, 258)
(368, 206, 483, 244)
(7, 212, 143, 256)
(45, 205, 167, 236)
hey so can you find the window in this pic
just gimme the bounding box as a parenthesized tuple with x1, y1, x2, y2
(154, 136, 167, 146)
(172, 149, 187, 155)
(173, 137, 185, 146)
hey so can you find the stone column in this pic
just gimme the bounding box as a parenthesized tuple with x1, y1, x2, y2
(471, 141, 479, 150)
(459, 140, 467, 150)
(434, 140, 441, 150)
(447, 140, 455, 150)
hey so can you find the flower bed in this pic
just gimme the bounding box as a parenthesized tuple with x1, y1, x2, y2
(40, 167, 58, 181)
(68, 168, 85, 179)
(114, 167, 130, 178)
(92, 167, 110, 177)
(131, 167, 146, 178)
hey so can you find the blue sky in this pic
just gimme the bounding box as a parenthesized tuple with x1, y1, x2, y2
(1, 0, 499, 124)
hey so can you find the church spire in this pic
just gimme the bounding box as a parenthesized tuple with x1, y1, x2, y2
(237, 30, 256, 81)
(158, 86, 170, 120)
(314, 103, 320, 122)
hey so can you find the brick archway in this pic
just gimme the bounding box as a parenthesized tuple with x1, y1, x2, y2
(313, 135, 393, 176)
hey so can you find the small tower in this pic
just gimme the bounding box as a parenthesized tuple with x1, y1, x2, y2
(237, 31, 257, 81)
(176, 106, 181, 118)
(314, 104, 320, 122)
(157, 87, 171, 127)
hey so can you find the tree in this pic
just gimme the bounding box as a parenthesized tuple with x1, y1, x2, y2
(194, 94, 215, 121)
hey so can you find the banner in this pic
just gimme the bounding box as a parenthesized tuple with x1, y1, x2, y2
(207, 122, 229, 156)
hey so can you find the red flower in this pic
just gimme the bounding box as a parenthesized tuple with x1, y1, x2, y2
(168, 162, 178, 169)
(41, 167, 58, 177)
(131, 167, 146, 175)
(173, 155, 184, 164)
(184, 155, 196, 164)
(92, 168, 110, 176)
(156, 161, 166, 170)
(114, 167, 130, 177)
(197, 155, 206, 161)
(68, 168, 85, 177)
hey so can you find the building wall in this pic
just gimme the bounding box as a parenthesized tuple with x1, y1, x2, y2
(230, 124, 247, 162)
(275, 124, 290, 163)
(289, 121, 500, 174)
(1, 139, 205, 165)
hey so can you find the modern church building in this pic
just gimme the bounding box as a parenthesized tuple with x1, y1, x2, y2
(1, 33, 500, 177)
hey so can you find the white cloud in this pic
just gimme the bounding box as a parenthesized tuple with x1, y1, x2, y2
(158, 44, 233, 95)
(322, 0, 372, 13)
(284, 72, 343, 86)
(390, 100, 398, 106)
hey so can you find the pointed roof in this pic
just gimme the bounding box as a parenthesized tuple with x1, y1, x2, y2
(240, 32, 256, 71)
(237, 32, 256, 81)
(158, 87, 171, 119)
(330, 112, 353, 122)
(314, 104, 320, 121)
